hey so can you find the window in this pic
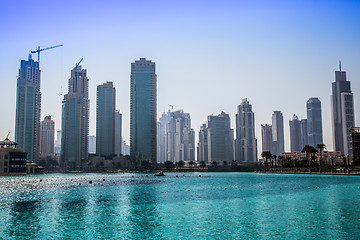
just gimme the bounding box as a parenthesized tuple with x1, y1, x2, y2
(4, 154, 8, 159)
(4, 168, 7, 173)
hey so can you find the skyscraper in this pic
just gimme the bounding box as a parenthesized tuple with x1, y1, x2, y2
(261, 124, 272, 153)
(307, 97, 323, 148)
(114, 110, 122, 156)
(207, 112, 234, 163)
(235, 98, 257, 162)
(96, 82, 115, 157)
(157, 112, 170, 163)
(272, 111, 284, 156)
(15, 54, 41, 162)
(40, 116, 55, 157)
(197, 124, 208, 163)
(331, 62, 355, 157)
(300, 119, 308, 149)
(130, 58, 157, 167)
(157, 110, 195, 163)
(61, 62, 89, 170)
(289, 114, 301, 152)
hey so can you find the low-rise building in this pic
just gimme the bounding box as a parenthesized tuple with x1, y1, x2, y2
(0, 137, 27, 176)
(281, 150, 343, 165)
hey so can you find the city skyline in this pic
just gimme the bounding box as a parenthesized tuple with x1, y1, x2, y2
(1, 1, 360, 158)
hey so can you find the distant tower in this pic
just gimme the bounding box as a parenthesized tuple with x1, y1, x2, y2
(331, 62, 355, 157)
(300, 119, 308, 149)
(289, 114, 301, 152)
(235, 98, 257, 162)
(114, 110, 122, 156)
(307, 97, 323, 148)
(96, 81, 116, 157)
(130, 58, 157, 167)
(61, 61, 89, 170)
(40, 116, 55, 157)
(15, 54, 41, 162)
(261, 124, 272, 153)
(207, 112, 234, 163)
(198, 123, 209, 163)
(272, 111, 284, 156)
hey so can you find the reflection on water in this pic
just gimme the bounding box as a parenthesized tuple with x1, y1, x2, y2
(0, 173, 360, 239)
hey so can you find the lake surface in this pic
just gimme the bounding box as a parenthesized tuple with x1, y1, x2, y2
(0, 172, 360, 239)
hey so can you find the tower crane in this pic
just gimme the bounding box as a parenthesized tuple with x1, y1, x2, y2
(31, 44, 63, 63)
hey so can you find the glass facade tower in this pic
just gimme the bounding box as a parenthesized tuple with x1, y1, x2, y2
(61, 63, 89, 170)
(331, 63, 355, 157)
(96, 82, 116, 158)
(130, 58, 157, 167)
(15, 54, 41, 162)
(307, 97, 323, 148)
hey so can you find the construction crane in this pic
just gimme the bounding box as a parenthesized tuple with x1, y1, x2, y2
(31, 44, 63, 63)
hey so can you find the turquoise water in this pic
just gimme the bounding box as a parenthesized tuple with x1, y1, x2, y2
(1, 172, 360, 239)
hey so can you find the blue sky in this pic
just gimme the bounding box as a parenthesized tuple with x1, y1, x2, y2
(1, 0, 359, 155)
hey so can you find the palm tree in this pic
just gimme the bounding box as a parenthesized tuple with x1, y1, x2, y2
(278, 156, 284, 168)
(302, 145, 317, 169)
(189, 160, 195, 168)
(199, 161, 206, 168)
(272, 155, 277, 167)
(211, 161, 218, 166)
(261, 151, 272, 170)
(231, 160, 237, 166)
(316, 143, 326, 167)
(223, 160, 228, 166)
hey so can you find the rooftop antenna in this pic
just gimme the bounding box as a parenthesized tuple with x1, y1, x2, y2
(339, 60, 342, 72)
(76, 58, 83, 68)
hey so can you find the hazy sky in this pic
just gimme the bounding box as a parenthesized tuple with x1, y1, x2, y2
(1, 0, 359, 156)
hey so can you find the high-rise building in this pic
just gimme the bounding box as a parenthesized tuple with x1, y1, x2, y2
(157, 110, 195, 163)
(15, 54, 41, 162)
(272, 111, 284, 156)
(197, 124, 208, 163)
(157, 112, 169, 163)
(307, 97, 323, 148)
(207, 112, 234, 163)
(61, 62, 89, 170)
(289, 114, 302, 152)
(235, 98, 257, 162)
(130, 58, 157, 167)
(114, 110, 122, 156)
(88, 136, 96, 153)
(54, 130, 61, 154)
(261, 124, 272, 153)
(300, 119, 308, 149)
(96, 82, 115, 158)
(40, 116, 55, 157)
(331, 62, 355, 157)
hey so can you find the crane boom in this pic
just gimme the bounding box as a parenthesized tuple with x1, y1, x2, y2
(31, 44, 63, 63)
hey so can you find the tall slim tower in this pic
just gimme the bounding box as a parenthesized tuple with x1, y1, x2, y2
(289, 114, 301, 152)
(114, 110, 122, 156)
(197, 123, 208, 163)
(130, 58, 157, 167)
(15, 54, 41, 162)
(235, 98, 257, 162)
(272, 111, 284, 156)
(61, 62, 89, 170)
(96, 81, 116, 158)
(307, 97, 323, 148)
(331, 62, 355, 157)
(40, 116, 55, 157)
(261, 124, 272, 153)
